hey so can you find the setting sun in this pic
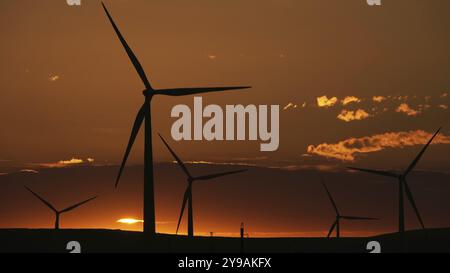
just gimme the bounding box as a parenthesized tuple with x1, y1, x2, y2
(117, 218, 144, 224)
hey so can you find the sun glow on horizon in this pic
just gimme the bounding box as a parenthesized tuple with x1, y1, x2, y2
(117, 218, 144, 224)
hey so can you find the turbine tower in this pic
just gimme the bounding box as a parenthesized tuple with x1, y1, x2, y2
(348, 128, 441, 236)
(159, 134, 247, 237)
(322, 181, 378, 238)
(25, 187, 97, 230)
(101, 3, 251, 237)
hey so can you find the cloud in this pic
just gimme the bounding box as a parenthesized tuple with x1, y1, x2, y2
(441, 93, 448, 98)
(272, 164, 339, 172)
(373, 96, 386, 103)
(396, 103, 421, 116)
(49, 75, 60, 82)
(337, 109, 370, 122)
(230, 156, 269, 161)
(341, 96, 361, 105)
(35, 157, 94, 168)
(283, 103, 298, 110)
(396, 95, 409, 101)
(181, 160, 257, 167)
(438, 104, 448, 110)
(20, 169, 39, 174)
(418, 104, 431, 110)
(307, 130, 450, 162)
(207, 55, 217, 60)
(317, 96, 338, 108)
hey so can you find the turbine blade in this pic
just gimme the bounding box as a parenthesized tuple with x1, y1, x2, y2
(403, 180, 425, 229)
(194, 169, 247, 181)
(404, 127, 441, 176)
(101, 2, 152, 90)
(158, 134, 192, 178)
(347, 167, 398, 178)
(176, 187, 190, 234)
(155, 86, 251, 96)
(322, 181, 339, 215)
(25, 187, 58, 213)
(327, 220, 337, 238)
(60, 196, 98, 213)
(116, 103, 146, 188)
(341, 216, 379, 220)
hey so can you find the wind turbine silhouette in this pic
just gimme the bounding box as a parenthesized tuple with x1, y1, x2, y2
(25, 187, 97, 230)
(322, 181, 378, 238)
(101, 3, 251, 237)
(159, 134, 247, 237)
(348, 128, 441, 236)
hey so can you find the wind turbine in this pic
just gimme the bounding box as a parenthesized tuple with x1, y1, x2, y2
(322, 181, 378, 238)
(348, 128, 441, 236)
(101, 3, 250, 237)
(159, 134, 247, 237)
(25, 187, 97, 230)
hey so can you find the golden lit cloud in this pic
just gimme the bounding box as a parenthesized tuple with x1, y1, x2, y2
(341, 96, 361, 105)
(317, 96, 338, 107)
(49, 75, 60, 82)
(307, 130, 450, 162)
(117, 218, 144, 224)
(438, 104, 448, 110)
(373, 96, 386, 103)
(59, 158, 83, 165)
(396, 103, 421, 116)
(283, 102, 297, 110)
(20, 169, 39, 174)
(181, 160, 257, 167)
(337, 109, 370, 122)
(35, 157, 94, 168)
(397, 95, 409, 101)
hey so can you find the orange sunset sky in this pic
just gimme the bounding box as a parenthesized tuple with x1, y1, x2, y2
(0, 0, 450, 237)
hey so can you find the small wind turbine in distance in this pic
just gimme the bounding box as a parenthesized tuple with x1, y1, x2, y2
(101, 2, 251, 237)
(322, 181, 378, 239)
(158, 134, 247, 238)
(25, 187, 97, 230)
(348, 127, 442, 236)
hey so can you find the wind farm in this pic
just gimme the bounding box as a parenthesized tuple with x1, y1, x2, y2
(101, 2, 250, 237)
(1, 1, 450, 254)
(159, 134, 247, 237)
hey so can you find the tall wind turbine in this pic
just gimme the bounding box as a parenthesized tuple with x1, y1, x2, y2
(25, 187, 97, 230)
(159, 134, 247, 237)
(348, 128, 441, 236)
(101, 3, 251, 237)
(322, 181, 378, 238)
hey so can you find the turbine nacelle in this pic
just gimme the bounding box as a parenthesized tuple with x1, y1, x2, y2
(143, 89, 154, 98)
